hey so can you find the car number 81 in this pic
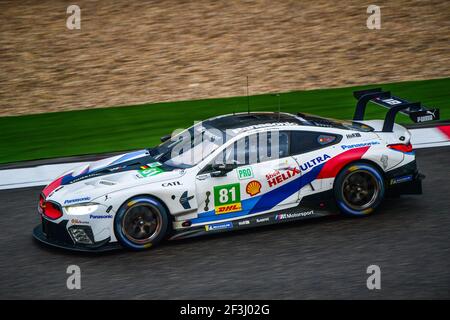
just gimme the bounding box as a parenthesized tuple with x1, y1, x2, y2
(214, 183, 241, 205)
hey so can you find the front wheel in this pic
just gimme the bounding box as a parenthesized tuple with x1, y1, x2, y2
(334, 162, 385, 216)
(114, 196, 169, 250)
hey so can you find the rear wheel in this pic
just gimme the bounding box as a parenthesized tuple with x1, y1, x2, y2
(334, 162, 385, 216)
(114, 196, 169, 250)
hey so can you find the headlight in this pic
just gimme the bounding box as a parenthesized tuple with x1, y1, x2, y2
(65, 203, 99, 215)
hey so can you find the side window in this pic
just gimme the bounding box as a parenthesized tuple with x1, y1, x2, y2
(200, 131, 291, 173)
(278, 131, 290, 159)
(259, 131, 290, 161)
(200, 137, 253, 172)
(229, 134, 258, 166)
(290, 131, 341, 155)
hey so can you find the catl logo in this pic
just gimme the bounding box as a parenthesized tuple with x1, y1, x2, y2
(266, 167, 300, 188)
(215, 203, 242, 214)
(162, 181, 182, 187)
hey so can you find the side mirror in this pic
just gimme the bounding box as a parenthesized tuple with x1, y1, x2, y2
(160, 134, 171, 143)
(210, 163, 237, 177)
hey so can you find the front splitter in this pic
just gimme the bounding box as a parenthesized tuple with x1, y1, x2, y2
(33, 225, 122, 252)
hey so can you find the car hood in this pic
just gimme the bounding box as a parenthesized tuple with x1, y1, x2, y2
(42, 149, 186, 204)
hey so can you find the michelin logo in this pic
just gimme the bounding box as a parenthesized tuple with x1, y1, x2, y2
(390, 175, 413, 185)
(205, 222, 233, 231)
(341, 141, 380, 150)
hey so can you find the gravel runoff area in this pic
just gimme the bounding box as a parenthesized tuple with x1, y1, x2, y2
(0, 0, 449, 116)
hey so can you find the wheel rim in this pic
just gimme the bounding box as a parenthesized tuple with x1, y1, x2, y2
(341, 169, 380, 211)
(121, 203, 162, 244)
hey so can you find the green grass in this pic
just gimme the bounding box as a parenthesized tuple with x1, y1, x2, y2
(0, 77, 449, 164)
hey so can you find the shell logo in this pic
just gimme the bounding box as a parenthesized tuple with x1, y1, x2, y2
(246, 180, 262, 197)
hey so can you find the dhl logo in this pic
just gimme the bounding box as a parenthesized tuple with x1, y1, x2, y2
(215, 203, 242, 214)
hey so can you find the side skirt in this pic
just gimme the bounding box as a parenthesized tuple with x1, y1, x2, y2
(169, 197, 338, 241)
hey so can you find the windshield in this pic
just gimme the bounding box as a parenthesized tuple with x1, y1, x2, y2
(148, 125, 224, 168)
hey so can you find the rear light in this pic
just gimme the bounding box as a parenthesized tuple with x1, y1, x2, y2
(387, 143, 413, 153)
(43, 202, 63, 220)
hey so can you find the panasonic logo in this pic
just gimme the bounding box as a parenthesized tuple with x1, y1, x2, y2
(64, 197, 91, 204)
(341, 141, 380, 150)
(89, 214, 113, 219)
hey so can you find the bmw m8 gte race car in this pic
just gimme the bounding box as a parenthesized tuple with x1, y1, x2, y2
(33, 88, 440, 251)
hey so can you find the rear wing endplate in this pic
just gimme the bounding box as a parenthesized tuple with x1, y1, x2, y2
(352, 88, 440, 132)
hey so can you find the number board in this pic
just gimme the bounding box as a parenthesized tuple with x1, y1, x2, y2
(213, 183, 242, 214)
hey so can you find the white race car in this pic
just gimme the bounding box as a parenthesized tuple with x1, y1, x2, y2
(33, 88, 439, 251)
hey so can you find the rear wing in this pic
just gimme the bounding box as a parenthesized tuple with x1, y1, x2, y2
(352, 88, 440, 132)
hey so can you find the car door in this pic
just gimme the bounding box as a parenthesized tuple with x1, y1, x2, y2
(289, 130, 342, 197)
(194, 131, 300, 224)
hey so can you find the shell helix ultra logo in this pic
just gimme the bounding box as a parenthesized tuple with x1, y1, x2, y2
(214, 183, 242, 214)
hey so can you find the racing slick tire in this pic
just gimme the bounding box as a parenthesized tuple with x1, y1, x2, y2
(114, 196, 169, 250)
(334, 162, 385, 216)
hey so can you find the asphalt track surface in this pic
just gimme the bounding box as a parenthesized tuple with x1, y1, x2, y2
(0, 148, 449, 299)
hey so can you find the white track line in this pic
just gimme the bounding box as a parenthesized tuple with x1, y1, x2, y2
(0, 162, 89, 190)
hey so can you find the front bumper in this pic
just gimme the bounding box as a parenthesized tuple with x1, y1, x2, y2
(33, 219, 121, 252)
